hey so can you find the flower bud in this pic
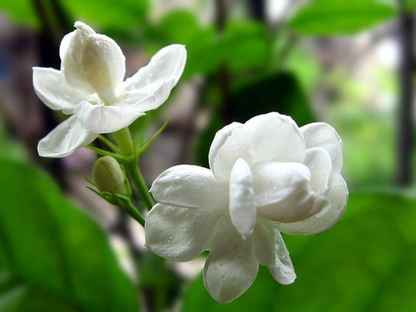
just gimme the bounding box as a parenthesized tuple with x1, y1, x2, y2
(93, 156, 126, 194)
(61, 22, 125, 103)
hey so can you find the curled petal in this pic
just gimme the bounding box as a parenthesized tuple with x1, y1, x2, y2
(304, 147, 332, 194)
(59, 30, 75, 62)
(245, 112, 306, 164)
(209, 124, 252, 184)
(204, 216, 259, 303)
(61, 21, 126, 100)
(257, 185, 328, 223)
(252, 161, 311, 209)
(38, 115, 97, 158)
(208, 122, 243, 177)
(33, 67, 87, 114)
(74, 101, 145, 134)
(209, 113, 306, 184)
(229, 159, 256, 239)
(150, 165, 228, 210)
(276, 173, 348, 235)
(81, 33, 126, 103)
(145, 204, 221, 261)
(120, 45, 186, 111)
(301, 122, 343, 173)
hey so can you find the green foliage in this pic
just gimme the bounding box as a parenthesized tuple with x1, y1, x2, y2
(194, 71, 315, 166)
(231, 72, 315, 126)
(289, 0, 397, 36)
(146, 11, 268, 78)
(183, 191, 416, 311)
(0, 160, 139, 311)
(0, 0, 38, 29)
(61, 0, 149, 31)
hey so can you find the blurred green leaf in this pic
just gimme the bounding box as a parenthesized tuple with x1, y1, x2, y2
(231, 71, 315, 125)
(186, 21, 268, 77)
(0, 160, 139, 311)
(61, 0, 149, 31)
(0, 270, 78, 312)
(183, 191, 416, 311)
(0, 0, 39, 29)
(289, 0, 397, 36)
(194, 71, 314, 167)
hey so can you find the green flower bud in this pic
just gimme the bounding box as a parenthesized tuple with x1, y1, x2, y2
(93, 156, 126, 194)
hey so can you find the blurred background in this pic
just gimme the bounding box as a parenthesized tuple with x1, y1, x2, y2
(0, 0, 415, 311)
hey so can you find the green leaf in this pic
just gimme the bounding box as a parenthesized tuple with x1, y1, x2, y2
(0, 0, 39, 29)
(183, 191, 416, 311)
(0, 160, 139, 311)
(61, 0, 149, 31)
(185, 21, 268, 77)
(231, 71, 315, 126)
(289, 0, 397, 36)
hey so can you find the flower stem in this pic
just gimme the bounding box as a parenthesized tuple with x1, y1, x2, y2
(127, 163, 155, 211)
(113, 127, 155, 211)
(124, 200, 145, 227)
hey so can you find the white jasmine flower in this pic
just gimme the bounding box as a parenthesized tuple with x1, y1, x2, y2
(33, 21, 186, 157)
(145, 112, 348, 303)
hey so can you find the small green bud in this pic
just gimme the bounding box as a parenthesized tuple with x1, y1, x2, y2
(93, 156, 126, 194)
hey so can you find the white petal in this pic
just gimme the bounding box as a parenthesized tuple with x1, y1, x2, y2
(229, 159, 256, 239)
(245, 112, 306, 164)
(252, 161, 311, 208)
(61, 22, 126, 101)
(74, 101, 145, 134)
(204, 216, 259, 303)
(150, 165, 228, 210)
(59, 30, 76, 61)
(257, 184, 328, 223)
(252, 218, 296, 285)
(61, 23, 96, 94)
(209, 123, 252, 184)
(304, 147, 332, 194)
(82, 33, 125, 103)
(276, 173, 348, 235)
(301, 122, 343, 173)
(145, 204, 221, 261)
(33, 67, 87, 114)
(120, 45, 186, 110)
(209, 112, 306, 184)
(208, 122, 243, 174)
(38, 115, 97, 158)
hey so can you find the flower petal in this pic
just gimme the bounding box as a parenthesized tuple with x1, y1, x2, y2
(120, 45, 186, 111)
(301, 122, 343, 173)
(229, 159, 256, 239)
(304, 147, 332, 194)
(209, 123, 252, 184)
(245, 112, 306, 164)
(150, 165, 228, 210)
(252, 218, 296, 285)
(145, 204, 221, 262)
(252, 161, 311, 208)
(33, 67, 87, 114)
(38, 115, 97, 158)
(59, 30, 75, 61)
(74, 101, 145, 134)
(204, 216, 259, 303)
(257, 185, 328, 223)
(276, 173, 348, 235)
(209, 121, 243, 175)
(209, 113, 306, 184)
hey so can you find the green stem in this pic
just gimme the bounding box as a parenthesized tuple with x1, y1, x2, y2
(113, 127, 134, 156)
(124, 200, 145, 227)
(127, 163, 155, 211)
